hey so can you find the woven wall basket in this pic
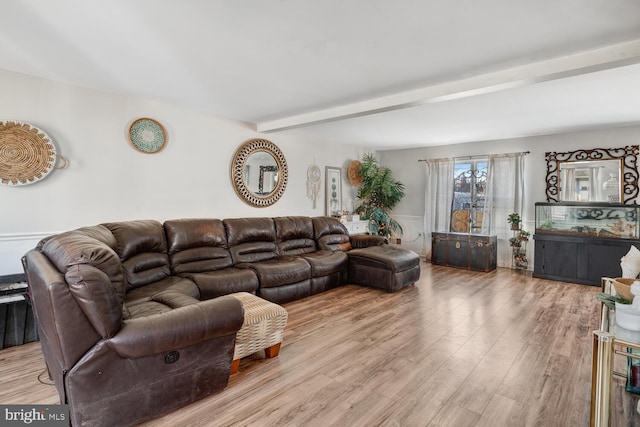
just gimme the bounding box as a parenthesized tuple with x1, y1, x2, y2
(0, 121, 63, 186)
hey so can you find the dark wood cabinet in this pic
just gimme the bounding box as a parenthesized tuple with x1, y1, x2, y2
(533, 234, 640, 286)
(431, 232, 497, 272)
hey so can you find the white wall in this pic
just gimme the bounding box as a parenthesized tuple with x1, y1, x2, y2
(379, 124, 640, 260)
(0, 70, 368, 275)
(4, 68, 637, 274)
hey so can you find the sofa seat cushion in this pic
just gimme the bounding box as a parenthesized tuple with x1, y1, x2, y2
(125, 300, 172, 318)
(126, 290, 200, 318)
(182, 268, 259, 300)
(245, 257, 311, 288)
(123, 276, 200, 318)
(301, 250, 348, 277)
(124, 276, 199, 305)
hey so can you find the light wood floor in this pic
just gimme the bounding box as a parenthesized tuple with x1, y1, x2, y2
(1, 263, 639, 426)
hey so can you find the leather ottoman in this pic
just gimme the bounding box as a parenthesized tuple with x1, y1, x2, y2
(347, 245, 420, 292)
(229, 292, 288, 374)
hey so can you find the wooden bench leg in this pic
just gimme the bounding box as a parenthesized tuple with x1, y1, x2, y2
(264, 342, 281, 358)
(230, 359, 240, 375)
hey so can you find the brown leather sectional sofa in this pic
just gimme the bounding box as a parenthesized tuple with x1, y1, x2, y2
(22, 216, 419, 427)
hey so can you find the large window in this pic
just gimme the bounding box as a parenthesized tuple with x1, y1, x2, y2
(451, 159, 487, 233)
(423, 151, 525, 267)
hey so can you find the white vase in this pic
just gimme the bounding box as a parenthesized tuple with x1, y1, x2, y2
(615, 302, 640, 331)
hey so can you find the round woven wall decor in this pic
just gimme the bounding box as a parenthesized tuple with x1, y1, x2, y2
(0, 121, 58, 186)
(128, 118, 167, 153)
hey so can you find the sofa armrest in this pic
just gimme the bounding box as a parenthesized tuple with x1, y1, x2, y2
(107, 295, 244, 359)
(350, 234, 388, 248)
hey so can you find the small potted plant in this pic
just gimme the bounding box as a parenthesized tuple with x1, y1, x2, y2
(518, 230, 530, 241)
(509, 237, 521, 247)
(507, 213, 521, 230)
(514, 254, 528, 268)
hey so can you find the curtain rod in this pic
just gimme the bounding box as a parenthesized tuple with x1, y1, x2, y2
(418, 151, 530, 163)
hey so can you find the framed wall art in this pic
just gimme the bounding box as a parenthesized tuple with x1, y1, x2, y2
(325, 166, 342, 216)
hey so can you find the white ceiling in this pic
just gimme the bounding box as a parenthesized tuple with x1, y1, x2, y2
(1, 0, 640, 150)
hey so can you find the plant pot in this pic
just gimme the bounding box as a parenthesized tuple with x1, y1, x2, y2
(510, 223, 520, 231)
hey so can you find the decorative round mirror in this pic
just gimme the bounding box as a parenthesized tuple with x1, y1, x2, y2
(231, 138, 288, 207)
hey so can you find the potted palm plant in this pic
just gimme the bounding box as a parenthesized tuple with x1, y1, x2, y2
(354, 153, 405, 238)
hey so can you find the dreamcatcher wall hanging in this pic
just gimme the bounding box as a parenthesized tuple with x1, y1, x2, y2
(307, 163, 321, 209)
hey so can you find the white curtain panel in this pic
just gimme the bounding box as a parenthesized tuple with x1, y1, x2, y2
(423, 158, 454, 258)
(481, 153, 526, 267)
(589, 166, 602, 201)
(560, 168, 576, 201)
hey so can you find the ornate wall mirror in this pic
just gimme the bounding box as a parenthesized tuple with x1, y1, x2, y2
(545, 146, 639, 204)
(231, 139, 288, 207)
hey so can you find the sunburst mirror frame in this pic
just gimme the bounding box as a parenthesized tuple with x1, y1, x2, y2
(545, 145, 640, 204)
(231, 138, 288, 207)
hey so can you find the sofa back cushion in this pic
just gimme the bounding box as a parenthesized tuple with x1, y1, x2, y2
(312, 217, 352, 252)
(37, 224, 117, 251)
(223, 217, 278, 264)
(274, 216, 316, 256)
(164, 218, 233, 274)
(39, 228, 124, 338)
(103, 220, 170, 290)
